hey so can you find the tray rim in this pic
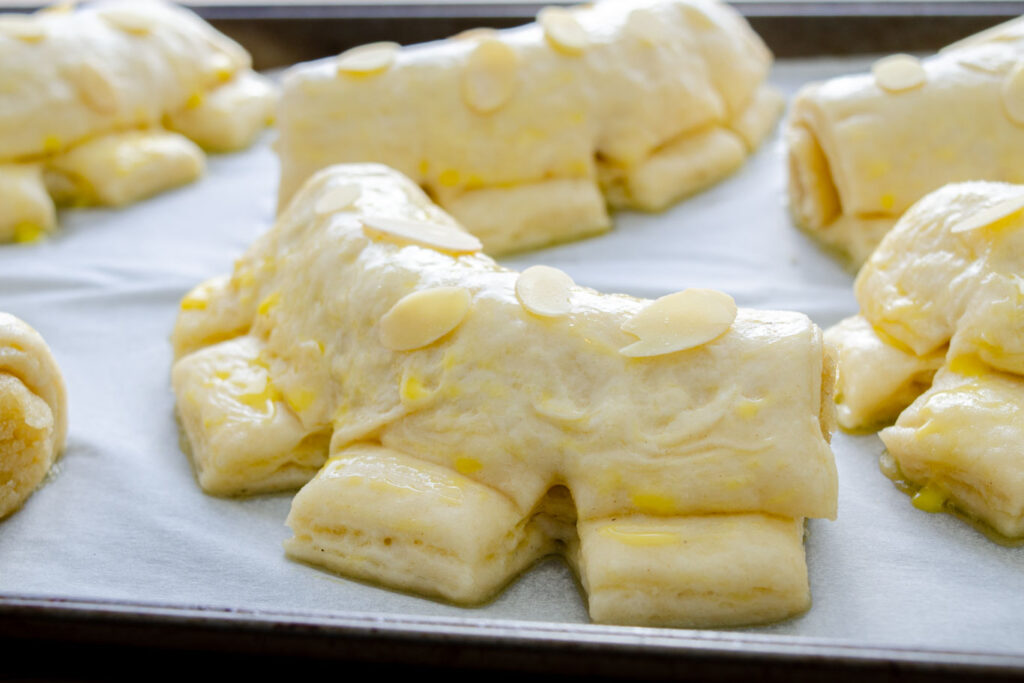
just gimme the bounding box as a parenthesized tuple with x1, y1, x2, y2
(4, 593, 1024, 675)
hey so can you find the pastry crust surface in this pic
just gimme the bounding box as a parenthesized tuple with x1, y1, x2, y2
(275, 0, 782, 255)
(787, 18, 1024, 266)
(0, 0, 277, 242)
(0, 313, 67, 519)
(826, 181, 1024, 537)
(172, 163, 838, 627)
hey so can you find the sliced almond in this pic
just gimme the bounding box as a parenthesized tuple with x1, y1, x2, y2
(950, 193, 1024, 233)
(336, 42, 399, 76)
(462, 38, 519, 114)
(379, 287, 471, 351)
(626, 8, 671, 44)
(0, 15, 46, 42)
(452, 27, 499, 42)
(1003, 60, 1024, 126)
(70, 61, 119, 114)
(872, 54, 926, 93)
(99, 6, 154, 35)
(205, 52, 239, 85)
(516, 265, 574, 317)
(538, 7, 587, 56)
(619, 288, 737, 358)
(362, 215, 482, 254)
(314, 183, 361, 215)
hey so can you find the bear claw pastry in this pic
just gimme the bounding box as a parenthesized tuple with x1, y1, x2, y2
(826, 181, 1024, 538)
(274, 0, 783, 255)
(0, 313, 67, 519)
(0, 0, 277, 243)
(172, 163, 837, 627)
(787, 16, 1024, 267)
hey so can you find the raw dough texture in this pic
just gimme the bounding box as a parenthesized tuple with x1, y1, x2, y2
(787, 17, 1024, 267)
(826, 181, 1024, 537)
(0, 0, 277, 243)
(275, 0, 783, 255)
(171, 163, 838, 628)
(0, 313, 67, 519)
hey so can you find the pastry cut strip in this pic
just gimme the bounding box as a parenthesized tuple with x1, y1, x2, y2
(172, 163, 837, 627)
(0, 0, 276, 241)
(275, 0, 782, 255)
(881, 367, 1024, 539)
(787, 18, 1024, 266)
(825, 180, 1024, 538)
(0, 313, 67, 519)
(578, 514, 809, 628)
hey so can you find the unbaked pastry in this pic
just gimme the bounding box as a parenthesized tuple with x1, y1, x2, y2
(275, 0, 783, 255)
(171, 163, 838, 628)
(787, 17, 1024, 267)
(0, 313, 67, 519)
(0, 0, 277, 243)
(826, 181, 1024, 537)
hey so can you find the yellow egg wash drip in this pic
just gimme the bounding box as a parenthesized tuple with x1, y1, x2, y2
(600, 525, 681, 547)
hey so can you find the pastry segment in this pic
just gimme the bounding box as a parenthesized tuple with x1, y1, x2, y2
(275, 0, 783, 255)
(0, 313, 67, 519)
(172, 163, 838, 627)
(786, 18, 1024, 266)
(0, 0, 276, 241)
(826, 181, 1024, 537)
(881, 367, 1024, 538)
(578, 514, 810, 628)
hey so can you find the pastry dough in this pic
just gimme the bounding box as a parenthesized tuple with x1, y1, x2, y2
(0, 313, 67, 519)
(0, 0, 277, 243)
(787, 17, 1024, 266)
(171, 163, 838, 627)
(275, 0, 783, 255)
(826, 181, 1024, 537)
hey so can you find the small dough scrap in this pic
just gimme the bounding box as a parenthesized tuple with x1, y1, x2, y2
(826, 180, 1024, 538)
(0, 0, 277, 241)
(787, 17, 1024, 267)
(276, 0, 781, 255)
(0, 313, 67, 519)
(172, 164, 838, 628)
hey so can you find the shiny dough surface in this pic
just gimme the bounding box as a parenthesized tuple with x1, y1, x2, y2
(0, 0, 277, 242)
(275, 0, 783, 255)
(787, 16, 1024, 266)
(826, 180, 1024, 538)
(171, 163, 837, 628)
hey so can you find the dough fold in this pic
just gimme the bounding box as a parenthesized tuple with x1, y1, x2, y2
(786, 17, 1024, 266)
(826, 181, 1024, 538)
(172, 163, 837, 627)
(0, 0, 276, 241)
(275, 0, 782, 255)
(0, 313, 67, 519)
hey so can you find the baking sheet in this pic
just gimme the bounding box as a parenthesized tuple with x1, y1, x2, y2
(1, 55, 1023, 662)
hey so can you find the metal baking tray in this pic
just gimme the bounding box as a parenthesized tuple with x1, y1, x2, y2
(2, 3, 1024, 680)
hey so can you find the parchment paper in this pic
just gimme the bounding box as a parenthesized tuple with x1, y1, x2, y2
(2, 56, 1022, 658)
